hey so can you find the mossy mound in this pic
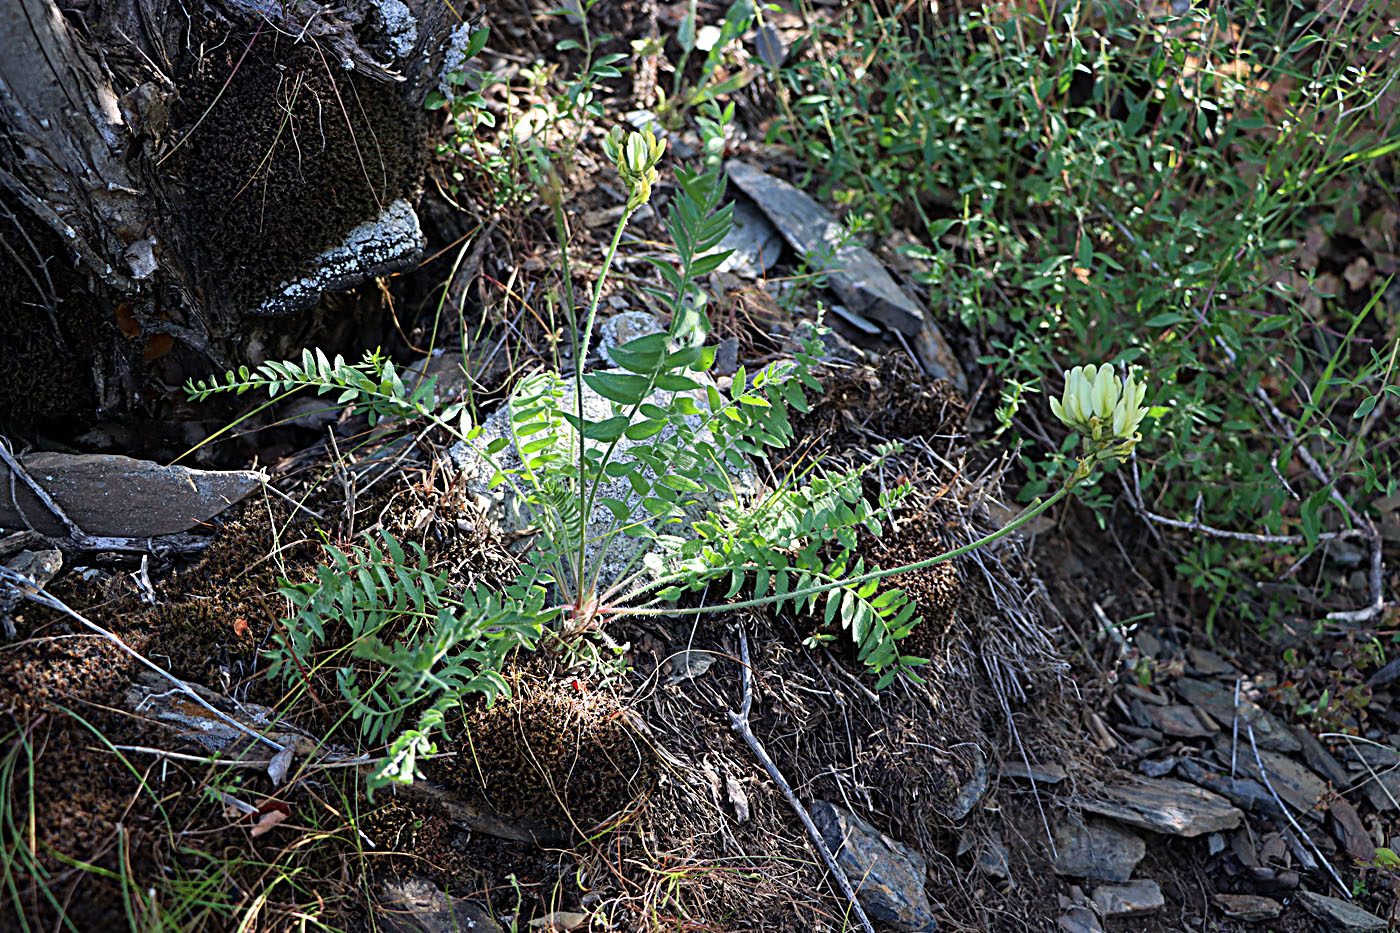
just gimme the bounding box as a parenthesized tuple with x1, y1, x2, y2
(435, 674, 658, 831)
(168, 15, 425, 315)
(0, 193, 115, 432)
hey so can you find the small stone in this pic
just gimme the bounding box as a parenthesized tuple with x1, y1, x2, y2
(1293, 726, 1352, 787)
(1223, 742, 1328, 814)
(713, 199, 784, 277)
(1003, 761, 1067, 785)
(375, 875, 502, 933)
(596, 311, 665, 366)
(1075, 777, 1243, 837)
(1057, 907, 1103, 933)
(1175, 678, 1301, 752)
(1207, 833, 1225, 856)
(725, 162, 924, 334)
(811, 801, 937, 931)
(1296, 890, 1388, 931)
(1186, 646, 1239, 676)
(1052, 818, 1146, 882)
(0, 452, 263, 538)
(1178, 757, 1284, 819)
(1145, 704, 1215, 737)
(1329, 799, 1376, 862)
(1213, 893, 1281, 921)
(1138, 757, 1177, 778)
(1090, 880, 1163, 917)
(941, 747, 988, 820)
(713, 336, 740, 376)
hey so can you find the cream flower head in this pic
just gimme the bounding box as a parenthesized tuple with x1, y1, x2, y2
(1050, 363, 1150, 462)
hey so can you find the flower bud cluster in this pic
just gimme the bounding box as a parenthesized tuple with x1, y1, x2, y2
(1050, 363, 1150, 462)
(603, 127, 666, 211)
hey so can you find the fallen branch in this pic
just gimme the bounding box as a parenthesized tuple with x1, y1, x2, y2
(727, 626, 876, 933)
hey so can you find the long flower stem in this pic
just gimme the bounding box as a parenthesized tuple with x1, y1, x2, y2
(570, 205, 636, 598)
(615, 473, 1078, 617)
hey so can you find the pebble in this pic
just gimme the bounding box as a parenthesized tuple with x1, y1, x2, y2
(1213, 893, 1281, 921)
(1296, 890, 1388, 931)
(1090, 879, 1163, 917)
(1052, 818, 1146, 883)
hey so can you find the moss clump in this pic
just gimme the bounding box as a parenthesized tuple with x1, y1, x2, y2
(434, 675, 657, 831)
(0, 193, 115, 432)
(168, 16, 425, 314)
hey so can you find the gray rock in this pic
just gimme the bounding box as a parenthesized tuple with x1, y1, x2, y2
(1057, 907, 1103, 933)
(811, 800, 937, 931)
(714, 200, 784, 277)
(1145, 704, 1215, 737)
(1175, 678, 1301, 752)
(447, 372, 756, 595)
(1075, 777, 1243, 837)
(1296, 891, 1388, 931)
(1213, 893, 1281, 921)
(1223, 741, 1328, 815)
(1186, 646, 1238, 676)
(1176, 758, 1285, 820)
(725, 161, 926, 335)
(713, 336, 740, 376)
(374, 875, 502, 933)
(1052, 818, 1146, 882)
(1091, 879, 1163, 917)
(941, 746, 987, 820)
(597, 311, 666, 367)
(0, 452, 263, 537)
(1294, 726, 1352, 787)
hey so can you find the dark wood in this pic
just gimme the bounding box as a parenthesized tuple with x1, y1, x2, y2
(0, 0, 461, 432)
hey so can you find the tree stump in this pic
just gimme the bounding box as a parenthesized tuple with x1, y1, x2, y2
(0, 0, 467, 433)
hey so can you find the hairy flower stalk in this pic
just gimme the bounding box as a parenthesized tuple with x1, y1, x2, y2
(620, 363, 1153, 631)
(567, 127, 668, 597)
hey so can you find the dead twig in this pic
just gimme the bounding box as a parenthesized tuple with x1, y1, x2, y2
(1246, 723, 1347, 897)
(727, 626, 877, 933)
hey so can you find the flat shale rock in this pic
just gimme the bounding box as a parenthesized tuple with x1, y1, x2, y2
(0, 452, 263, 537)
(1057, 906, 1103, 933)
(1052, 818, 1146, 882)
(374, 876, 502, 933)
(725, 161, 966, 391)
(1175, 678, 1301, 753)
(1213, 893, 1282, 921)
(1075, 777, 1242, 837)
(1091, 879, 1163, 916)
(1145, 704, 1215, 737)
(1004, 761, 1067, 785)
(1296, 891, 1388, 931)
(1223, 742, 1328, 815)
(811, 800, 937, 931)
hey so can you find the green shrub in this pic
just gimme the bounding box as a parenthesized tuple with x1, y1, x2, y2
(776, 0, 1400, 628)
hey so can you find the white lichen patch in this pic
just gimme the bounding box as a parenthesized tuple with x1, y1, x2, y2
(439, 22, 485, 100)
(253, 198, 425, 316)
(368, 0, 417, 59)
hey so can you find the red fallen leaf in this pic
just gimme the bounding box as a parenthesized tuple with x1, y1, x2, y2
(232, 617, 249, 637)
(250, 808, 288, 837)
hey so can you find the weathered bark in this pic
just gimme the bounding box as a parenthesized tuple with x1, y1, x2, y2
(0, 0, 464, 432)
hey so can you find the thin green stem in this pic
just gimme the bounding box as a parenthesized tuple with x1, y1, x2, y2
(611, 475, 1077, 616)
(571, 204, 637, 598)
